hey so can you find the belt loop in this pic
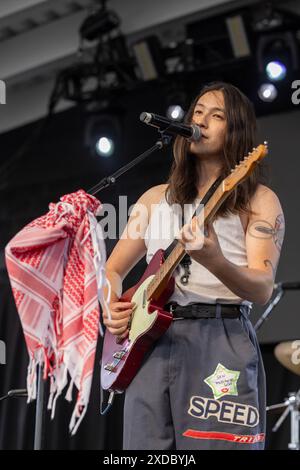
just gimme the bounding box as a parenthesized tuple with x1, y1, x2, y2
(216, 302, 222, 318)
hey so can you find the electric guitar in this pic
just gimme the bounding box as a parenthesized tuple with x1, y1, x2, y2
(101, 144, 268, 393)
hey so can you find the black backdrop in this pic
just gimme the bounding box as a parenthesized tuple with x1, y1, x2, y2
(0, 81, 299, 450)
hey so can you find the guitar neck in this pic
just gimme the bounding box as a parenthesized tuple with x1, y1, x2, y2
(146, 181, 231, 301)
(145, 143, 267, 303)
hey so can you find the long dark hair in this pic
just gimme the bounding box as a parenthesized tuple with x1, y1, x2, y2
(166, 81, 268, 218)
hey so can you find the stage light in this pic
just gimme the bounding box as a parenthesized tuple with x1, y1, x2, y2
(132, 35, 165, 81)
(95, 137, 114, 157)
(166, 105, 185, 121)
(257, 32, 299, 80)
(266, 61, 287, 81)
(165, 89, 186, 122)
(226, 15, 251, 58)
(252, 4, 283, 32)
(80, 1, 120, 41)
(258, 83, 278, 102)
(84, 113, 121, 158)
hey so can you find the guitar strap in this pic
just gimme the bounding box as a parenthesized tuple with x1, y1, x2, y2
(163, 175, 223, 285)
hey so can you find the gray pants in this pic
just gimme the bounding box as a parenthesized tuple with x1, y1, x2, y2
(123, 306, 266, 450)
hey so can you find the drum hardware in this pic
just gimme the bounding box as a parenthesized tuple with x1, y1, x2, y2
(258, 282, 300, 449)
(267, 341, 300, 450)
(267, 390, 300, 450)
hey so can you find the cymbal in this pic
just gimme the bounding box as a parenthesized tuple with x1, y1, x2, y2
(274, 341, 300, 376)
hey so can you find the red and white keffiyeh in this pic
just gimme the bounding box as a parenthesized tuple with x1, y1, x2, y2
(5, 189, 110, 434)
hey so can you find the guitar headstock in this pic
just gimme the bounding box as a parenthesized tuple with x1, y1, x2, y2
(224, 143, 268, 191)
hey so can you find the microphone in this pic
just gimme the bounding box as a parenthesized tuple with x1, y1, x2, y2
(140, 112, 201, 142)
(274, 281, 300, 290)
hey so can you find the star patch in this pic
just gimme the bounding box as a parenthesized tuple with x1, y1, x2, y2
(204, 363, 240, 399)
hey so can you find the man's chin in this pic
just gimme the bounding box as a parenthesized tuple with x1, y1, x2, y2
(189, 142, 207, 154)
(189, 145, 214, 157)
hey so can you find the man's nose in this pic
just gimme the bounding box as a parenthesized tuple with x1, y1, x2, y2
(199, 120, 208, 129)
(193, 115, 208, 128)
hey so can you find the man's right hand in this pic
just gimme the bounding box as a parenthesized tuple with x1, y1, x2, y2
(103, 301, 136, 339)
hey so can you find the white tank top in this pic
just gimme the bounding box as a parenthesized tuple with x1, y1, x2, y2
(144, 194, 252, 308)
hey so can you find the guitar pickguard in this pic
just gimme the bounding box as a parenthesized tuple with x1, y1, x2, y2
(129, 275, 158, 343)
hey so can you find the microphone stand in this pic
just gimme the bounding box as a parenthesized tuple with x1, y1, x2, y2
(88, 132, 172, 196)
(34, 364, 46, 450)
(0, 365, 47, 449)
(254, 285, 285, 331)
(90, 130, 173, 416)
(5, 129, 173, 449)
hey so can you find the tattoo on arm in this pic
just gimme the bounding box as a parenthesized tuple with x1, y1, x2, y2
(264, 259, 277, 279)
(248, 213, 285, 252)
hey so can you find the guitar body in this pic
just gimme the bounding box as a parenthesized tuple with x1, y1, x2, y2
(101, 249, 175, 392)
